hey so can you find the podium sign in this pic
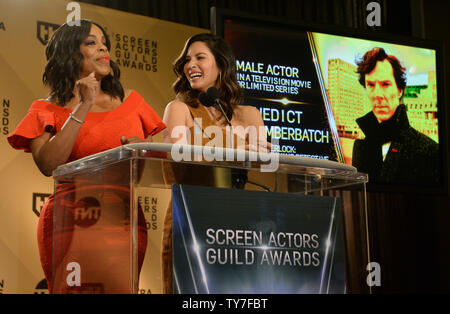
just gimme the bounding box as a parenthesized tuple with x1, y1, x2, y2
(172, 184, 345, 294)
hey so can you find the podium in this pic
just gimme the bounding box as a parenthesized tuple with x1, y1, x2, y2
(51, 143, 369, 294)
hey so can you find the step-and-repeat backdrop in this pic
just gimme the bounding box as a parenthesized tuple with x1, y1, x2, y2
(0, 0, 206, 294)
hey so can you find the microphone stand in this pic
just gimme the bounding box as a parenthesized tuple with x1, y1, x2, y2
(211, 94, 269, 191)
(214, 99, 247, 189)
(214, 99, 233, 149)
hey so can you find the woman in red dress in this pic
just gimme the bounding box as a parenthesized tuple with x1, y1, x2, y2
(7, 20, 165, 293)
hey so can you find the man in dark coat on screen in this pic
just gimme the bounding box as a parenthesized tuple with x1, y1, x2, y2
(352, 47, 439, 185)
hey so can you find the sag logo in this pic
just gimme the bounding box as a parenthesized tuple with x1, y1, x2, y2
(37, 21, 60, 45)
(33, 193, 51, 217)
(73, 197, 101, 228)
(34, 279, 48, 294)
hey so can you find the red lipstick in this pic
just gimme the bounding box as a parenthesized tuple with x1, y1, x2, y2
(97, 56, 110, 63)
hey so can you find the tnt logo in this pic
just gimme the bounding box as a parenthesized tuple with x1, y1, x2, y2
(73, 197, 101, 228)
(36, 21, 60, 45)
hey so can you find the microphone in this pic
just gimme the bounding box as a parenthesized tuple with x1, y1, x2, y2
(199, 87, 234, 147)
(205, 87, 232, 127)
(206, 86, 220, 102)
(198, 91, 215, 108)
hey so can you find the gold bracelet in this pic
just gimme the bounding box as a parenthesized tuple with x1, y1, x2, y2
(69, 113, 84, 124)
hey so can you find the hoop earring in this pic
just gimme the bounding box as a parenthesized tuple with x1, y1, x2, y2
(217, 72, 222, 87)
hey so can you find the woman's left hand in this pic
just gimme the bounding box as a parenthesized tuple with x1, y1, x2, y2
(121, 136, 153, 145)
(244, 140, 272, 153)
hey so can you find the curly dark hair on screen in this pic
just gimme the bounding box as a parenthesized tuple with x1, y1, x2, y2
(356, 47, 407, 94)
(172, 33, 243, 119)
(42, 19, 124, 106)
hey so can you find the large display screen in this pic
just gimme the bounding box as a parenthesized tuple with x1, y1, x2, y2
(215, 11, 445, 189)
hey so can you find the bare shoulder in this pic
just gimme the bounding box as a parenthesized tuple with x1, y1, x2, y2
(163, 99, 192, 124)
(237, 105, 261, 117)
(124, 89, 133, 99)
(234, 105, 263, 126)
(165, 99, 190, 114)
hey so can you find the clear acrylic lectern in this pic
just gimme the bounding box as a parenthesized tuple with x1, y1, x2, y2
(51, 143, 369, 294)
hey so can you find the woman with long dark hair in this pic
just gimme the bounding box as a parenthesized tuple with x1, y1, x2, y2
(160, 33, 269, 293)
(7, 20, 165, 292)
(162, 33, 268, 149)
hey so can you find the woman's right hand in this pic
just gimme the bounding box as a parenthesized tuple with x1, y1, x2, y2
(30, 72, 100, 176)
(76, 72, 99, 106)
